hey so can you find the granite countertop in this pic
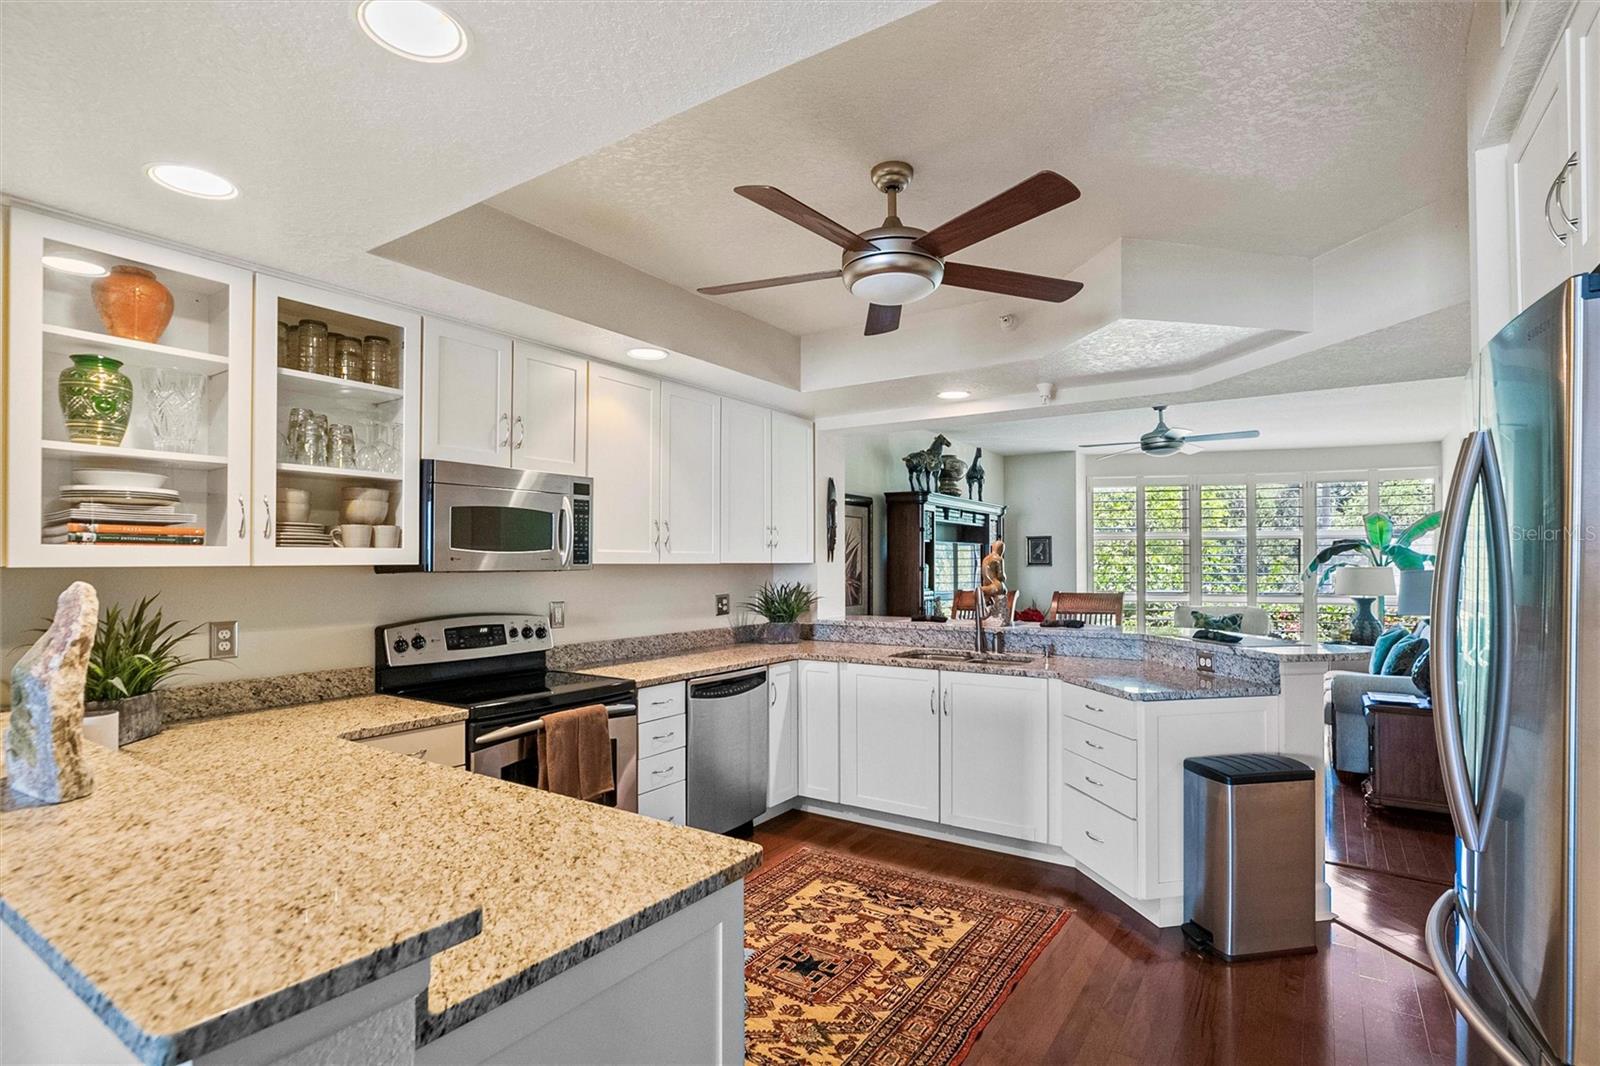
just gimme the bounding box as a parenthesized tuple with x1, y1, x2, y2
(597, 640, 1278, 700)
(1, 696, 762, 1062)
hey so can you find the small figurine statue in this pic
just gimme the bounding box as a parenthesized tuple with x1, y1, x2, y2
(901, 434, 952, 493)
(979, 538, 1010, 623)
(966, 448, 986, 501)
(5, 581, 99, 804)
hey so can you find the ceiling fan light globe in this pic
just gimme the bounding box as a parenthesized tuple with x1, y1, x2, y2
(849, 271, 937, 305)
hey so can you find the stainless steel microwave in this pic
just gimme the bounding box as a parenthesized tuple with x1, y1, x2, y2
(418, 460, 592, 572)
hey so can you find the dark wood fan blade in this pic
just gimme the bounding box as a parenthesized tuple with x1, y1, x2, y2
(940, 262, 1083, 302)
(735, 186, 875, 252)
(864, 303, 901, 335)
(697, 270, 841, 296)
(913, 171, 1081, 257)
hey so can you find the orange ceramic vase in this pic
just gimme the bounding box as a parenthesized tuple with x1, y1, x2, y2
(91, 265, 174, 343)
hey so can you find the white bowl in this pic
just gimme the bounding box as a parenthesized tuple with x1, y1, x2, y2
(340, 485, 390, 503)
(75, 468, 169, 489)
(341, 499, 389, 524)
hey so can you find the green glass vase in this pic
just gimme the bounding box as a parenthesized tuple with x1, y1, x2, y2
(59, 354, 133, 446)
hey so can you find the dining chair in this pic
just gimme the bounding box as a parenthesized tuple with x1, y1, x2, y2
(1045, 591, 1126, 627)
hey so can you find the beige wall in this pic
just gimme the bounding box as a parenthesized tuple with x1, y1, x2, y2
(0, 564, 776, 701)
(1003, 452, 1078, 613)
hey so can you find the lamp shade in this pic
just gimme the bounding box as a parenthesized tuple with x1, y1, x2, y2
(1397, 568, 1435, 616)
(1334, 565, 1397, 597)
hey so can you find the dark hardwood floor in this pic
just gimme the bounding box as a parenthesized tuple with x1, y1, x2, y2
(752, 811, 1458, 1065)
(1325, 766, 1455, 883)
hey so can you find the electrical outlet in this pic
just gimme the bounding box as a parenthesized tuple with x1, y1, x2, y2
(1196, 650, 1215, 674)
(209, 621, 239, 659)
(715, 593, 730, 616)
(548, 601, 566, 628)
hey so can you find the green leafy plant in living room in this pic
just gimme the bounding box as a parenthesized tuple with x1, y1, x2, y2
(84, 594, 203, 703)
(1301, 511, 1443, 581)
(743, 581, 821, 624)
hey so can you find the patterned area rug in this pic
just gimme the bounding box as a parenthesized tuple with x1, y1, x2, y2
(745, 847, 1071, 1065)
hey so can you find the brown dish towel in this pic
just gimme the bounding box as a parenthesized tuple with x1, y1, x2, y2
(536, 704, 614, 802)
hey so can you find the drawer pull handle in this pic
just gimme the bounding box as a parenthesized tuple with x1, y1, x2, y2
(410, 749, 427, 759)
(651, 733, 676, 742)
(1083, 739, 1104, 751)
(652, 767, 674, 776)
(1084, 775, 1104, 787)
(1085, 705, 1105, 713)
(650, 699, 672, 706)
(1084, 830, 1105, 844)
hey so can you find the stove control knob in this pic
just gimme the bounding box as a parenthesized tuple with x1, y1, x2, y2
(392, 638, 408, 655)
(521, 625, 535, 640)
(534, 625, 549, 640)
(410, 633, 427, 651)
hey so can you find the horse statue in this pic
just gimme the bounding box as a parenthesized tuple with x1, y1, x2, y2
(965, 447, 986, 501)
(902, 434, 952, 492)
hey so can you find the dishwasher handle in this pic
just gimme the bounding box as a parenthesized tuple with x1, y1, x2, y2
(690, 672, 768, 700)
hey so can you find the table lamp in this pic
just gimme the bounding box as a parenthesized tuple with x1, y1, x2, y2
(1334, 565, 1397, 645)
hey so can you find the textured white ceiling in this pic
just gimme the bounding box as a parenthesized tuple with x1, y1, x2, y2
(1055, 320, 1268, 376)
(489, 0, 1473, 336)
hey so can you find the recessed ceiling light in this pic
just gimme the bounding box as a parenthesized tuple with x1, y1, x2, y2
(358, 0, 468, 62)
(938, 389, 971, 400)
(41, 255, 108, 277)
(627, 347, 669, 361)
(146, 163, 238, 200)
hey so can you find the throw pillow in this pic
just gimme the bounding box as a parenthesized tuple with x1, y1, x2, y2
(1383, 635, 1429, 676)
(1369, 626, 1410, 674)
(1410, 648, 1432, 697)
(1189, 609, 1243, 632)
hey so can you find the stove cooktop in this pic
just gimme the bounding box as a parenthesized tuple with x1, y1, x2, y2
(392, 669, 634, 719)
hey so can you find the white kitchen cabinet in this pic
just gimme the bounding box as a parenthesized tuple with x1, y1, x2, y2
(659, 383, 720, 563)
(511, 341, 587, 475)
(720, 400, 815, 564)
(767, 661, 799, 807)
(769, 411, 814, 564)
(719, 398, 772, 563)
(838, 663, 940, 821)
(1573, 2, 1600, 267)
(637, 780, 687, 825)
(939, 671, 1049, 842)
(6, 209, 254, 567)
(638, 681, 686, 724)
(1511, 28, 1579, 313)
(253, 276, 421, 566)
(357, 722, 465, 768)
(796, 660, 840, 802)
(588, 362, 661, 563)
(421, 317, 512, 466)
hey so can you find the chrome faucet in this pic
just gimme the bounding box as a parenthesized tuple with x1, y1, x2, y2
(973, 556, 989, 654)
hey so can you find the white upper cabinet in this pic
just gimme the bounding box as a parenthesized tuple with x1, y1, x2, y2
(769, 411, 814, 564)
(421, 318, 512, 466)
(659, 383, 720, 564)
(511, 341, 587, 475)
(588, 362, 661, 563)
(1510, 28, 1578, 313)
(1572, 3, 1600, 266)
(719, 398, 772, 563)
(718, 399, 814, 564)
(6, 209, 253, 567)
(838, 663, 941, 822)
(940, 671, 1049, 842)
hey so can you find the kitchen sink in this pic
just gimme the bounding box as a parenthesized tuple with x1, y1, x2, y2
(969, 652, 1037, 663)
(888, 649, 1037, 665)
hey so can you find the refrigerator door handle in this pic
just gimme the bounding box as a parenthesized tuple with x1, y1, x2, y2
(1426, 889, 1534, 1066)
(1433, 430, 1513, 852)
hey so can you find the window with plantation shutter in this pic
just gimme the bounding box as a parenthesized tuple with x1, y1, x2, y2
(1255, 480, 1304, 639)
(1200, 483, 1247, 600)
(1090, 483, 1138, 629)
(1141, 482, 1189, 633)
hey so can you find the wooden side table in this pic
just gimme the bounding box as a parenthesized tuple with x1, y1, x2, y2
(1362, 692, 1450, 813)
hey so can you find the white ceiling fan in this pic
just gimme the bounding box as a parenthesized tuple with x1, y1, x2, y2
(1080, 404, 1260, 460)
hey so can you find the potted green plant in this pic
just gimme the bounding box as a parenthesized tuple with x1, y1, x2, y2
(1303, 511, 1441, 641)
(743, 581, 821, 644)
(82, 595, 203, 745)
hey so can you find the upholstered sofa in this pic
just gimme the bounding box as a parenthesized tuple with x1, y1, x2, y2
(1324, 622, 1430, 775)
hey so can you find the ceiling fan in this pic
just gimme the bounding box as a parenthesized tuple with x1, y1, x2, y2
(1080, 405, 1261, 459)
(697, 161, 1084, 336)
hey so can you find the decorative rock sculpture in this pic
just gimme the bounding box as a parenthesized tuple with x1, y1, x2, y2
(5, 581, 100, 804)
(938, 453, 967, 496)
(901, 433, 952, 493)
(966, 448, 986, 501)
(979, 538, 1010, 622)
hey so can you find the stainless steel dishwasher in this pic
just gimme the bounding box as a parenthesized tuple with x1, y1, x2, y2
(687, 667, 769, 833)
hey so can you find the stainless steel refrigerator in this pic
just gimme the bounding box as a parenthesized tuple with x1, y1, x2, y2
(1427, 275, 1599, 1065)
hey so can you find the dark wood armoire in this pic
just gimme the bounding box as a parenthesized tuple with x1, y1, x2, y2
(884, 491, 1007, 617)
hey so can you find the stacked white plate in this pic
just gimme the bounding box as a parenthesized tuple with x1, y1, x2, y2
(60, 469, 179, 506)
(276, 521, 331, 547)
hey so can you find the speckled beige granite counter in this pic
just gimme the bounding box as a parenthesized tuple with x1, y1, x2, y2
(598, 640, 1278, 700)
(1, 696, 761, 1061)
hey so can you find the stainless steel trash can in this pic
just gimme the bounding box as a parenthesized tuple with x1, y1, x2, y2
(1181, 753, 1316, 961)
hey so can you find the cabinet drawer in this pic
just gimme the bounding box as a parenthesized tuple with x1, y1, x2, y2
(1064, 715, 1137, 779)
(1063, 688, 1137, 739)
(358, 722, 465, 768)
(1063, 750, 1136, 818)
(638, 780, 687, 826)
(1063, 784, 1138, 894)
(640, 714, 687, 759)
(639, 748, 687, 792)
(638, 682, 686, 724)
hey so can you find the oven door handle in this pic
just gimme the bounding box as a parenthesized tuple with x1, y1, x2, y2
(473, 702, 638, 746)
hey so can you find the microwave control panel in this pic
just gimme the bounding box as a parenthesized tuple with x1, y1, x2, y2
(571, 496, 591, 567)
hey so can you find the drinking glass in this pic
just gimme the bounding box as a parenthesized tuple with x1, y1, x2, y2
(334, 336, 364, 381)
(361, 336, 393, 387)
(332, 424, 357, 468)
(296, 319, 328, 375)
(141, 368, 205, 452)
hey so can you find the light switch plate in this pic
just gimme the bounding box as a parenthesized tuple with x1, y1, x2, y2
(209, 621, 239, 659)
(715, 593, 730, 616)
(549, 601, 566, 628)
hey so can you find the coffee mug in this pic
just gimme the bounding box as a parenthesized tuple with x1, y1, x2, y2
(331, 523, 373, 548)
(372, 524, 400, 548)
(279, 488, 311, 523)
